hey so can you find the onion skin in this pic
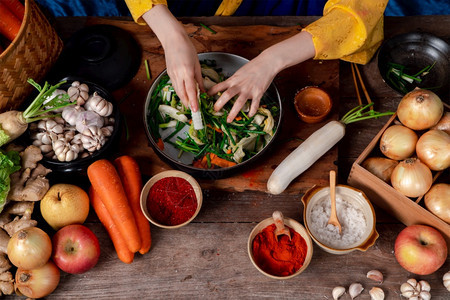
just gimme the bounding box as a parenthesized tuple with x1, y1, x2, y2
(362, 157, 399, 183)
(431, 112, 450, 135)
(15, 260, 60, 298)
(380, 125, 418, 160)
(7, 227, 52, 270)
(416, 129, 450, 171)
(391, 158, 433, 198)
(397, 88, 443, 130)
(425, 183, 450, 223)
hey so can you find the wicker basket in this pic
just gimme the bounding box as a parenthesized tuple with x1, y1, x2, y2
(0, 0, 63, 112)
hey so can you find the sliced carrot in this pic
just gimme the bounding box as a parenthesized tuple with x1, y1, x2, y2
(226, 149, 232, 154)
(0, 2, 21, 41)
(87, 159, 141, 253)
(89, 187, 134, 264)
(157, 138, 164, 150)
(2, 0, 25, 20)
(210, 153, 236, 168)
(235, 116, 242, 121)
(114, 155, 151, 255)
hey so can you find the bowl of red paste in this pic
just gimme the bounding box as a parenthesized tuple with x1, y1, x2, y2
(248, 215, 313, 279)
(140, 170, 202, 229)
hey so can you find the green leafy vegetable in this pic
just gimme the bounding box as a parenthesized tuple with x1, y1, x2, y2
(0, 150, 21, 213)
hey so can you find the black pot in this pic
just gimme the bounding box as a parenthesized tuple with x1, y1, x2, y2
(143, 52, 282, 179)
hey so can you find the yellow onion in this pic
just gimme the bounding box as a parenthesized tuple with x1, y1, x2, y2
(416, 129, 450, 171)
(15, 260, 60, 298)
(431, 112, 450, 135)
(391, 158, 433, 198)
(397, 88, 443, 130)
(425, 183, 450, 223)
(362, 157, 399, 183)
(380, 125, 418, 160)
(7, 227, 52, 270)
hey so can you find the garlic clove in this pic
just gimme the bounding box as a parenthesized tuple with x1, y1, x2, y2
(369, 287, 384, 300)
(419, 291, 431, 300)
(406, 278, 418, 290)
(418, 280, 430, 292)
(367, 270, 383, 284)
(332, 286, 345, 300)
(349, 283, 364, 299)
(444, 271, 450, 291)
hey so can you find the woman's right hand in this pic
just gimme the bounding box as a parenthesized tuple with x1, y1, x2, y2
(143, 5, 203, 112)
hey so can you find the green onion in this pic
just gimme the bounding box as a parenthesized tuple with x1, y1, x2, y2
(200, 23, 217, 34)
(145, 59, 151, 80)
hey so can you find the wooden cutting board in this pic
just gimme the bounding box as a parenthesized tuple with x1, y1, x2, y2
(82, 19, 340, 194)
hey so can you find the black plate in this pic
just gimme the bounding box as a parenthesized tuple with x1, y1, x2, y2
(377, 32, 449, 101)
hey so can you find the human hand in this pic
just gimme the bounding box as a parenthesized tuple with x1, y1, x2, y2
(208, 55, 277, 123)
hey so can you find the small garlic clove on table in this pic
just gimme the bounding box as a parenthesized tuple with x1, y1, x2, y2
(349, 283, 364, 299)
(367, 270, 383, 284)
(369, 287, 385, 300)
(332, 286, 346, 300)
(444, 271, 450, 291)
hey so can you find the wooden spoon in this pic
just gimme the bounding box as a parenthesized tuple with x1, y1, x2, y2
(327, 170, 342, 234)
(273, 211, 291, 241)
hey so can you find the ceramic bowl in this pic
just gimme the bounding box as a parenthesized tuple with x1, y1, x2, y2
(377, 32, 449, 100)
(301, 184, 378, 255)
(247, 216, 313, 279)
(144, 52, 282, 179)
(140, 170, 203, 229)
(294, 86, 332, 123)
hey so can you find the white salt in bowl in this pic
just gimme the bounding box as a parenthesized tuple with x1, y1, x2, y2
(301, 184, 378, 255)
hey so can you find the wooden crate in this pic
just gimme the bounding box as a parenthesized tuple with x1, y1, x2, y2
(347, 113, 450, 253)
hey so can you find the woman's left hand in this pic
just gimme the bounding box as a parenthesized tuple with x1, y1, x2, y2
(208, 55, 277, 123)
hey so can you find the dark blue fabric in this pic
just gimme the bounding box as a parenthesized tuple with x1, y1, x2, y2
(35, 0, 450, 17)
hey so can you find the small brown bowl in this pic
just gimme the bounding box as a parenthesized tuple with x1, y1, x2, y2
(294, 86, 332, 123)
(140, 170, 202, 229)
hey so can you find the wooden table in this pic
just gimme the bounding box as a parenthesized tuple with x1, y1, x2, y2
(11, 15, 450, 299)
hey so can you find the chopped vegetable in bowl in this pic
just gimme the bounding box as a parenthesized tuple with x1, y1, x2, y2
(144, 52, 282, 177)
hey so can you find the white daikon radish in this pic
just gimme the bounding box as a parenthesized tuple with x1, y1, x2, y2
(267, 104, 394, 194)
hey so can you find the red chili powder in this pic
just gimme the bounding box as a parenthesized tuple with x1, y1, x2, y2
(147, 176, 198, 226)
(252, 223, 308, 277)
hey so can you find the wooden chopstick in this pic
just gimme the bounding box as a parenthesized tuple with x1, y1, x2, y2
(351, 63, 363, 106)
(353, 63, 373, 105)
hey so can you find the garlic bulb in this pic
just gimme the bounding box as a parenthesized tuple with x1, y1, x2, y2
(62, 105, 85, 126)
(369, 287, 384, 300)
(81, 126, 106, 152)
(68, 81, 89, 105)
(85, 92, 113, 117)
(37, 119, 64, 134)
(52, 139, 79, 162)
(349, 283, 364, 299)
(101, 126, 114, 137)
(400, 279, 431, 300)
(332, 286, 345, 300)
(75, 111, 104, 133)
(443, 271, 450, 291)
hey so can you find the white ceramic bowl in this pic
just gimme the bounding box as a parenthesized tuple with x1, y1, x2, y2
(301, 184, 379, 255)
(247, 216, 313, 279)
(140, 170, 202, 229)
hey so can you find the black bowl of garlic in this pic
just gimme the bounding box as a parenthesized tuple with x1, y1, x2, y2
(27, 77, 121, 174)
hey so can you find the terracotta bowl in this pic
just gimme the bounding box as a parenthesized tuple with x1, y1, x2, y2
(247, 216, 313, 279)
(294, 86, 332, 123)
(140, 170, 203, 229)
(301, 184, 379, 255)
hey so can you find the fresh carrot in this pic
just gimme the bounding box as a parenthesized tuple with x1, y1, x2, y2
(2, 0, 25, 20)
(87, 159, 142, 253)
(114, 155, 151, 255)
(0, 2, 21, 41)
(89, 187, 134, 264)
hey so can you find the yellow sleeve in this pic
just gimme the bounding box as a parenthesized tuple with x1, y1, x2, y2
(303, 0, 388, 64)
(124, 0, 168, 25)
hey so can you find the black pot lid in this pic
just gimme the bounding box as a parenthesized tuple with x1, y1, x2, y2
(50, 24, 141, 91)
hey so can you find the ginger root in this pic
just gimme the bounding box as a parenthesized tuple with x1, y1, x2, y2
(7, 145, 51, 202)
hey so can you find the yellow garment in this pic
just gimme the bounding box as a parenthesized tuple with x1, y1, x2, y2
(125, 0, 387, 64)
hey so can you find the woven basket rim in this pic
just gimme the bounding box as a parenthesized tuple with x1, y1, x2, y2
(0, 0, 31, 61)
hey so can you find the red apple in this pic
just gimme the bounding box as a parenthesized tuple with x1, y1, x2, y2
(52, 224, 100, 274)
(394, 224, 447, 275)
